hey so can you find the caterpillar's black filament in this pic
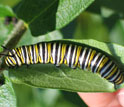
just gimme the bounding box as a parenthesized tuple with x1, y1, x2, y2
(4, 41, 124, 85)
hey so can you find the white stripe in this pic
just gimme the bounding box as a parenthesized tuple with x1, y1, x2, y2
(56, 43, 61, 66)
(9, 51, 16, 63)
(8, 52, 12, 56)
(25, 46, 30, 64)
(66, 45, 72, 66)
(29, 46, 33, 63)
(71, 45, 77, 68)
(8, 58, 15, 66)
(39, 44, 43, 63)
(21, 47, 25, 63)
(33, 45, 37, 63)
(109, 69, 120, 82)
(103, 64, 116, 77)
(100, 61, 112, 75)
(94, 55, 105, 73)
(5, 59, 10, 66)
(91, 53, 101, 71)
(52, 43, 56, 64)
(79, 48, 87, 69)
(84, 49, 92, 70)
(45, 43, 48, 63)
(12, 49, 21, 66)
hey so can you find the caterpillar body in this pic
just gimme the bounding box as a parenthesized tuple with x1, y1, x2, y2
(4, 41, 124, 85)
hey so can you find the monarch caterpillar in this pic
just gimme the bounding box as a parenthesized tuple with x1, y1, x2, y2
(4, 40, 124, 85)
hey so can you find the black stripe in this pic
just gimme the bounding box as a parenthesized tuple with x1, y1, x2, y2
(46, 43, 49, 63)
(50, 42, 54, 63)
(90, 50, 97, 70)
(92, 54, 103, 73)
(115, 73, 123, 84)
(8, 57, 15, 66)
(16, 48, 21, 56)
(69, 45, 74, 67)
(31, 45, 34, 64)
(15, 48, 23, 64)
(6, 59, 11, 66)
(82, 48, 89, 70)
(107, 67, 119, 81)
(99, 59, 111, 75)
(37, 43, 41, 63)
(114, 72, 122, 83)
(12, 49, 20, 66)
(27, 46, 31, 64)
(55, 43, 59, 65)
(85, 49, 92, 69)
(79, 47, 84, 63)
(64, 44, 69, 64)
(42, 43, 45, 64)
(73, 45, 78, 67)
(101, 62, 114, 77)
(58, 43, 62, 64)
(25, 46, 29, 64)
(44, 43, 47, 63)
(22, 46, 27, 64)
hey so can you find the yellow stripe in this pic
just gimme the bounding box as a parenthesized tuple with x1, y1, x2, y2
(64, 59, 67, 65)
(28, 46, 33, 64)
(78, 63, 80, 67)
(118, 75, 124, 84)
(88, 50, 96, 69)
(105, 66, 118, 79)
(47, 43, 51, 63)
(14, 48, 21, 58)
(6, 52, 15, 66)
(60, 44, 67, 64)
(35, 44, 39, 63)
(97, 57, 108, 73)
(25, 46, 30, 65)
(19, 47, 25, 64)
(8, 57, 16, 65)
(9, 57, 16, 65)
(27, 46, 32, 64)
(6, 57, 13, 66)
(38, 45, 42, 63)
(15, 48, 25, 65)
(5, 58, 10, 66)
(115, 74, 123, 84)
(117, 75, 123, 84)
(74, 46, 82, 66)
(50, 57, 54, 64)
(8, 52, 12, 56)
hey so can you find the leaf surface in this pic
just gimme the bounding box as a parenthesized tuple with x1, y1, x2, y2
(16, 0, 94, 36)
(0, 74, 16, 107)
(9, 39, 124, 92)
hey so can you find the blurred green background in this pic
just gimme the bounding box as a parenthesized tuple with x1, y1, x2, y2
(0, 0, 124, 107)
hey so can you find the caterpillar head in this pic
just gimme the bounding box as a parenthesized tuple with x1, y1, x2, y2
(4, 49, 22, 67)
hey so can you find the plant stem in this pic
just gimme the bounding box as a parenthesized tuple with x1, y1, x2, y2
(0, 20, 27, 71)
(4, 20, 27, 49)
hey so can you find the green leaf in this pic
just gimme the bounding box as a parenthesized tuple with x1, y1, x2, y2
(15, 0, 94, 36)
(87, 0, 124, 17)
(9, 64, 115, 92)
(18, 30, 63, 46)
(0, 5, 15, 17)
(0, 74, 16, 107)
(8, 39, 124, 92)
(0, 0, 20, 7)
